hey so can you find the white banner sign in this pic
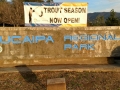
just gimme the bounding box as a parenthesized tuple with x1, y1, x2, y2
(23, 2, 88, 27)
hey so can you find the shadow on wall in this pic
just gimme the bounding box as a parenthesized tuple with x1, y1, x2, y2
(109, 46, 120, 65)
(15, 65, 45, 89)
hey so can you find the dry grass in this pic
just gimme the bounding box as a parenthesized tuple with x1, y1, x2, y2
(0, 71, 120, 90)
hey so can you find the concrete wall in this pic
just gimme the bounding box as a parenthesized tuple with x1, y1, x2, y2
(0, 26, 120, 67)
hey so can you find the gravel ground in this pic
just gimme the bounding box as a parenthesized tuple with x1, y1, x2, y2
(0, 71, 120, 90)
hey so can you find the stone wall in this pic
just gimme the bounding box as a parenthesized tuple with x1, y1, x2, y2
(0, 26, 120, 67)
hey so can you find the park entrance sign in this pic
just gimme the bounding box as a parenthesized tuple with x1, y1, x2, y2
(0, 27, 120, 67)
(23, 2, 88, 27)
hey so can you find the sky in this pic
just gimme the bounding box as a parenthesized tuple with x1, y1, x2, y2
(7, 0, 120, 13)
(54, 0, 120, 13)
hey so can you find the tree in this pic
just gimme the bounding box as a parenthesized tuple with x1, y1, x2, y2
(0, 0, 54, 27)
(0, 1, 22, 27)
(0, 1, 11, 27)
(105, 9, 120, 26)
(46, 0, 53, 2)
(19, 0, 44, 2)
(12, 0, 24, 26)
(93, 15, 105, 26)
(0, 0, 6, 2)
(0, 2, 2, 24)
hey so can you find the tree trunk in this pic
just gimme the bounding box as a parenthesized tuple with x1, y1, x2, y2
(3, 23, 5, 27)
(16, 24, 19, 27)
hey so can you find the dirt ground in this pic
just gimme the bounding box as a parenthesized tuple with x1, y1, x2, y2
(0, 71, 120, 90)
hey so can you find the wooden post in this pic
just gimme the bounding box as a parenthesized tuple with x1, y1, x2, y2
(47, 78, 66, 90)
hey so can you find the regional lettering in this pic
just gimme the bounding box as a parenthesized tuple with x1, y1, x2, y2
(64, 7, 86, 13)
(64, 34, 120, 41)
(44, 7, 62, 13)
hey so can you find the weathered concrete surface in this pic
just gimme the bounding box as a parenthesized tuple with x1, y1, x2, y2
(0, 57, 114, 67)
(0, 26, 120, 66)
(1, 65, 120, 73)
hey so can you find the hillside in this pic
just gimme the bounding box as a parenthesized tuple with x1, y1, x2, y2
(88, 12, 120, 22)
